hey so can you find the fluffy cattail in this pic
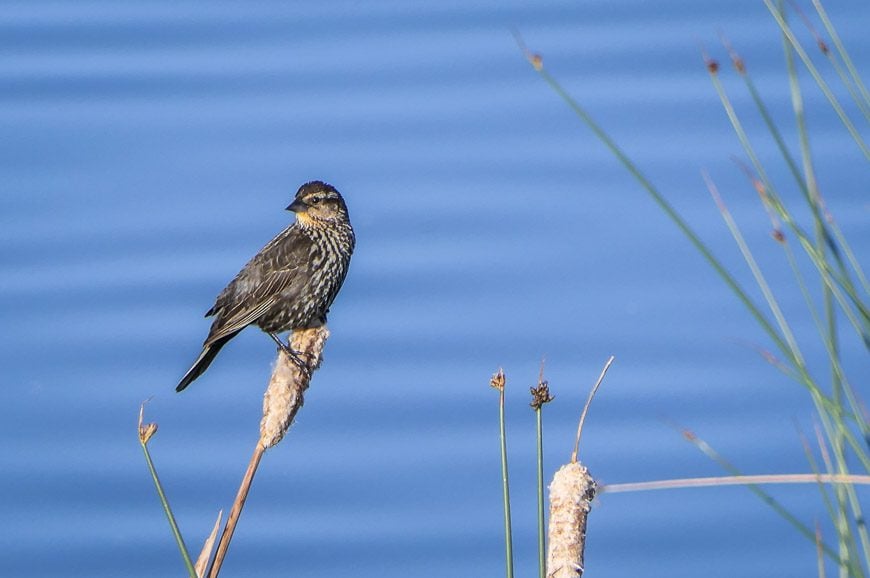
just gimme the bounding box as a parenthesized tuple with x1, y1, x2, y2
(260, 326, 330, 448)
(547, 461, 596, 578)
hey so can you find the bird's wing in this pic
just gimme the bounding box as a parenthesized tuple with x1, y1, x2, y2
(203, 257, 308, 347)
(206, 263, 308, 345)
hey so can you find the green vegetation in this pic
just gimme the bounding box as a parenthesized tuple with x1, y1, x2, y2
(519, 0, 868, 575)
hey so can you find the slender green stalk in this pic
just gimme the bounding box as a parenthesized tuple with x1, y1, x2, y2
(822, 49, 870, 123)
(520, 6, 869, 571)
(730, 47, 869, 300)
(490, 369, 514, 578)
(779, 239, 862, 427)
(140, 439, 197, 578)
(531, 48, 870, 439)
(530, 367, 552, 578)
(703, 172, 869, 489)
(529, 46, 870, 442)
(779, 0, 870, 458)
(797, 429, 838, 534)
(777, 12, 866, 574)
(703, 173, 806, 370)
(811, 0, 870, 109)
(778, 2, 842, 403)
(778, 12, 870, 529)
(708, 58, 870, 349)
(529, 63, 792, 365)
(762, 0, 870, 159)
(819, 523, 831, 578)
(536, 407, 545, 578)
(697, 63, 866, 427)
(499, 390, 514, 578)
(828, 223, 870, 298)
(740, 63, 870, 294)
(737, 70, 811, 203)
(787, 0, 870, 121)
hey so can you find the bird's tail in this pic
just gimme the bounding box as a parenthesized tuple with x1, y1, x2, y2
(176, 335, 234, 392)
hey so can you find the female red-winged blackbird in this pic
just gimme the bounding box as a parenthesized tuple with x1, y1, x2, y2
(176, 181, 355, 392)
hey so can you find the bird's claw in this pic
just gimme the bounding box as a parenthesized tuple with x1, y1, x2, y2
(283, 344, 312, 379)
(269, 333, 312, 379)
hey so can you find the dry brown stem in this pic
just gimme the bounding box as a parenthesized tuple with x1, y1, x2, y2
(546, 356, 612, 577)
(601, 473, 870, 494)
(571, 355, 614, 463)
(195, 510, 223, 578)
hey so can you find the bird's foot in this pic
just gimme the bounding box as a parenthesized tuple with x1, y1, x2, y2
(268, 332, 312, 379)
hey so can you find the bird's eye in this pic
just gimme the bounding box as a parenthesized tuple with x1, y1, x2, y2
(310, 195, 324, 204)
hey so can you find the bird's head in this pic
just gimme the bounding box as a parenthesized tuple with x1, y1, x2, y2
(287, 181, 349, 226)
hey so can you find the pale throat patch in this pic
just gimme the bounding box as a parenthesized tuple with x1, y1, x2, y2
(295, 211, 315, 227)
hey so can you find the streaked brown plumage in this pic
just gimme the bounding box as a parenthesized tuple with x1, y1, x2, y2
(176, 181, 355, 392)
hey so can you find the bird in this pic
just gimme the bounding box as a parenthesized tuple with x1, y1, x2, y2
(176, 180, 355, 392)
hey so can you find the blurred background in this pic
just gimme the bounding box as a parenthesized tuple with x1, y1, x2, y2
(1, 1, 867, 577)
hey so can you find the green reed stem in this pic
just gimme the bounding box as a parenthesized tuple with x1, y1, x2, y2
(529, 65, 794, 367)
(811, 0, 870, 110)
(763, 0, 870, 160)
(536, 406, 546, 578)
(708, 59, 870, 351)
(498, 387, 514, 578)
(140, 438, 197, 578)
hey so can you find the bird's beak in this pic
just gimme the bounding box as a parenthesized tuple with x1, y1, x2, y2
(286, 199, 307, 213)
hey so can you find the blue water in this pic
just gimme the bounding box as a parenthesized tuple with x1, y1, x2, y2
(1, 2, 868, 577)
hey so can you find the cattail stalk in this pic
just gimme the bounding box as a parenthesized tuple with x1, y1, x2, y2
(207, 326, 329, 578)
(546, 462, 596, 578)
(546, 356, 609, 577)
(260, 326, 330, 448)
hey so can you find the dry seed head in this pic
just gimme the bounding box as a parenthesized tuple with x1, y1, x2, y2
(530, 381, 554, 410)
(720, 33, 745, 74)
(705, 58, 719, 74)
(139, 422, 158, 444)
(490, 368, 506, 392)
